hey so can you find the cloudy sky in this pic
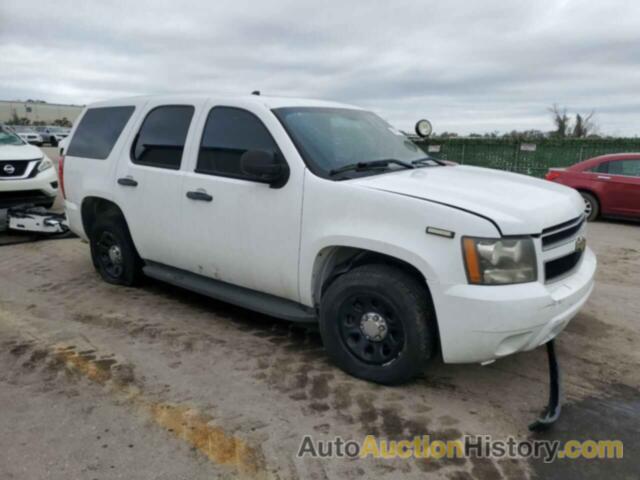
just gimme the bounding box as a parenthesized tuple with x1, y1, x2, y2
(1, 0, 639, 136)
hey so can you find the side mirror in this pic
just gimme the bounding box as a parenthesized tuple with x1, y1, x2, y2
(240, 150, 289, 188)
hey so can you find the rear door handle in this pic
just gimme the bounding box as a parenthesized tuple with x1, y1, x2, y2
(597, 175, 611, 180)
(117, 177, 138, 187)
(186, 190, 213, 202)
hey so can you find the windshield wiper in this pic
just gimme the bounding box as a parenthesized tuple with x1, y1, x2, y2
(411, 156, 446, 167)
(329, 159, 415, 177)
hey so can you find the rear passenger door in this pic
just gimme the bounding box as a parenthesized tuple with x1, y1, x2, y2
(179, 104, 303, 302)
(605, 159, 640, 216)
(593, 159, 640, 216)
(115, 103, 196, 267)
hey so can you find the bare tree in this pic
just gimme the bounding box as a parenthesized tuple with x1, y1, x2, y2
(572, 111, 596, 138)
(549, 104, 570, 137)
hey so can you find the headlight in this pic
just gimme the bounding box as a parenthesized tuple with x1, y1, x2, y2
(462, 236, 537, 285)
(37, 157, 53, 172)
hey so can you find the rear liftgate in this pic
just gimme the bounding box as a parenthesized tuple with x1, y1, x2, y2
(529, 340, 561, 432)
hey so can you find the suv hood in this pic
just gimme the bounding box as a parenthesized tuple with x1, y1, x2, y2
(0, 143, 44, 161)
(352, 165, 584, 235)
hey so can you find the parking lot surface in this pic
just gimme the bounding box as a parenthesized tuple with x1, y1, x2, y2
(0, 220, 638, 479)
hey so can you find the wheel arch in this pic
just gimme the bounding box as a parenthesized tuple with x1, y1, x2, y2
(310, 245, 431, 304)
(575, 188, 601, 214)
(81, 196, 131, 239)
(310, 244, 442, 359)
(575, 187, 599, 200)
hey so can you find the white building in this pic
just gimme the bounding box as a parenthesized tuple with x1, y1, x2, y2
(0, 100, 84, 125)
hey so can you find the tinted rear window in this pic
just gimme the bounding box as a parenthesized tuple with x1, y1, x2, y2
(67, 106, 134, 159)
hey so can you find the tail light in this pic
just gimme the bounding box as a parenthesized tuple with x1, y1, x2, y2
(58, 155, 66, 198)
(545, 171, 562, 181)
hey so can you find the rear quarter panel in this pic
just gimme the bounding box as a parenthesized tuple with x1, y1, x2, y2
(556, 170, 615, 214)
(64, 102, 146, 238)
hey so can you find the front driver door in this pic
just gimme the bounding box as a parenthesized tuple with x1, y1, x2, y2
(180, 104, 303, 302)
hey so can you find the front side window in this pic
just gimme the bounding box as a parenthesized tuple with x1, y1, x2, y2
(132, 105, 194, 169)
(273, 107, 434, 179)
(196, 107, 282, 179)
(67, 106, 134, 159)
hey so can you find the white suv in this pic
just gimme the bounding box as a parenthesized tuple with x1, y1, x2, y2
(62, 95, 596, 384)
(0, 126, 58, 209)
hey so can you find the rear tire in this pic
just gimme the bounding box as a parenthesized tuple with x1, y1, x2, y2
(90, 217, 143, 286)
(580, 192, 599, 221)
(319, 264, 435, 385)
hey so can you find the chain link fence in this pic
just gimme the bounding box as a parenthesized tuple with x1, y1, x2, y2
(414, 138, 640, 177)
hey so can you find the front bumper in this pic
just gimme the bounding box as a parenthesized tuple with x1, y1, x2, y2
(0, 168, 58, 208)
(435, 247, 596, 363)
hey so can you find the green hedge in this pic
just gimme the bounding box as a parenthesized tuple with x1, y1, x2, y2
(415, 138, 640, 177)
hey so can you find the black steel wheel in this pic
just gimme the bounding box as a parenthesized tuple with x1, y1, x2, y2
(95, 231, 124, 279)
(320, 263, 436, 385)
(338, 293, 405, 365)
(90, 217, 142, 286)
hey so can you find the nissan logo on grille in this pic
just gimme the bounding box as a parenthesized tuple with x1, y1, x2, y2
(3, 164, 15, 175)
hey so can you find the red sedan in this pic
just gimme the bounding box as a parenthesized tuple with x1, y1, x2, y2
(545, 153, 640, 221)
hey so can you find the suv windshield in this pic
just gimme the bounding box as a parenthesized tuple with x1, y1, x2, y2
(274, 107, 435, 179)
(0, 127, 25, 146)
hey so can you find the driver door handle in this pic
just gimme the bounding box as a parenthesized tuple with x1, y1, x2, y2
(186, 190, 213, 202)
(117, 177, 138, 187)
(597, 175, 611, 180)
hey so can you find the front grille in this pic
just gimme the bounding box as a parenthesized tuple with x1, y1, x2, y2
(545, 250, 583, 282)
(0, 160, 29, 177)
(541, 216, 584, 249)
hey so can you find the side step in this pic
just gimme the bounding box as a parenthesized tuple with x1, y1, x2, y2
(143, 262, 317, 323)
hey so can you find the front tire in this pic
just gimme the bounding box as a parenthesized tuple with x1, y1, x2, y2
(90, 217, 142, 286)
(581, 192, 599, 221)
(319, 264, 435, 385)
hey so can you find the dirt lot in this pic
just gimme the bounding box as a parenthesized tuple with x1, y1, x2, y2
(0, 220, 638, 479)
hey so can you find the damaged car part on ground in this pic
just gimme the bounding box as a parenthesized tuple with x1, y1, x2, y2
(528, 340, 562, 432)
(0, 205, 73, 246)
(56, 94, 596, 430)
(5, 205, 69, 234)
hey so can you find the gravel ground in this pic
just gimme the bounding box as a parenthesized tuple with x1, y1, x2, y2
(0, 220, 638, 479)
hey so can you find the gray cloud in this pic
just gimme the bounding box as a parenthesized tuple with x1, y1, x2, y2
(1, 0, 639, 135)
